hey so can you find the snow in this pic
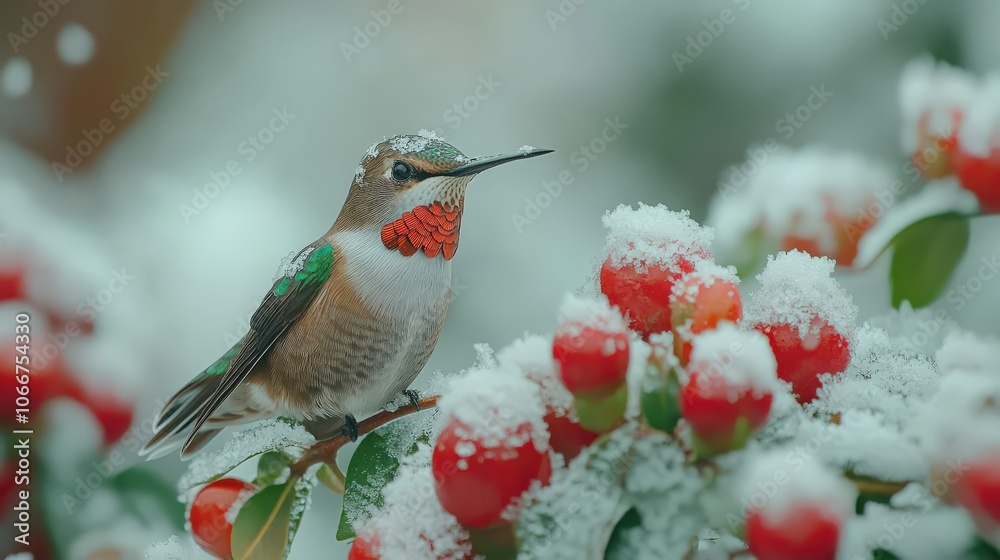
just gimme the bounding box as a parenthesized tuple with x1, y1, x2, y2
(912, 369, 1000, 464)
(602, 203, 713, 272)
(516, 427, 635, 560)
(708, 146, 893, 265)
(899, 56, 978, 152)
(555, 293, 628, 334)
(935, 328, 1000, 374)
(958, 74, 1000, 158)
(686, 322, 778, 397)
(178, 418, 315, 494)
(273, 246, 315, 282)
(672, 260, 739, 302)
(224, 486, 256, 523)
(853, 179, 979, 269)
(739, 449, 856, 520)
(390, 134, 432, 155)
(436, 363, 549, 452)
(496, 334, 575, 419)
(838, 499, 977, 560)
(364, 444, 479, 560)
(746, 250, 857, 337)
(519, 145, 536, 152)
(144, 535, 190, 559)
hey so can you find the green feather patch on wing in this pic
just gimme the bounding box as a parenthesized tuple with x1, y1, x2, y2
(197, 337, 245, 379)
(274, 244, 334, 296)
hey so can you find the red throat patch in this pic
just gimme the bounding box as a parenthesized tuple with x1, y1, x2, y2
(380, 201, 463, 260)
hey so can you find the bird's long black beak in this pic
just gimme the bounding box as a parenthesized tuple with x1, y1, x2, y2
(440, 147, 553, 177)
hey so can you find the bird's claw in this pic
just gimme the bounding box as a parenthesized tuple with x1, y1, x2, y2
(341, 415, 359, 442)
(403, 389, 421, 411)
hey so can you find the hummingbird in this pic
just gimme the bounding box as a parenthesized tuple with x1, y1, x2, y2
(141, 133, 551, 459)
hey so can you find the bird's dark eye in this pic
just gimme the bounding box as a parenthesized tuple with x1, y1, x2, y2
(391, 161, 413, 182)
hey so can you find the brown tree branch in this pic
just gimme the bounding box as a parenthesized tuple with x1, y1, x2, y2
(290, 395, 440, 477)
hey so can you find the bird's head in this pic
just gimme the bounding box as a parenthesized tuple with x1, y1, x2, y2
(335, 132, 551, 259)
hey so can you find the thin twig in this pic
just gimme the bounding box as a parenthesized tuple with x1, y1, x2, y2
(290, 395, 440, 476)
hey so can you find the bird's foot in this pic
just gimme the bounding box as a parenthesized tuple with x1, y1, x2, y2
(403, 389, 421, 411)
(341, 415, 359, 442)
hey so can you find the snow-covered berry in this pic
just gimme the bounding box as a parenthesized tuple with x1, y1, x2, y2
(747, 251, 855, 404)
(670, 261, 742, 365)
(599, 203, 712, 338)
(679, 324, 777, 456)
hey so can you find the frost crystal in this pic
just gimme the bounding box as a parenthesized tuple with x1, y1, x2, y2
(746, 250, 857, 337)
(178, 419, 315, 494)
(273, 246, 314, 283)
(602, 203, 713, 272)
(144, 535, 189, 559)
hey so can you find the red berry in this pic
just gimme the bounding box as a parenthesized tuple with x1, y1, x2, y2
(955, 455, 1000, 525)
(671, 272, 742, 365)
(0, 265, 26, 303)
(553, 322, 629, 398)
(746, 504, 841, 560)
(756, 320, 850, 404)
(432, 418, 551, 529)
(953, 146, 1000, 213)
(189, 477, 257, 559)
(348, 527, 381, 560)
(600, 253, 700, 339)
(680, 369, 772, 456)
(542, 408, 598, 461)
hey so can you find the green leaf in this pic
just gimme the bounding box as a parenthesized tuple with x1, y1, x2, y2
(109, 467, 185, 529)
(890, 212, 970, 308)
(964, 537, 1000, 559)
(255, 451, 294, 487)
(232, 478, 299, 560)
(604, 508, 642, 560)
(336, 414, 432, 541)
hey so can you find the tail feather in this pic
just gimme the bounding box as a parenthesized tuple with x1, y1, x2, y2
(140, 376, 222, 459)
